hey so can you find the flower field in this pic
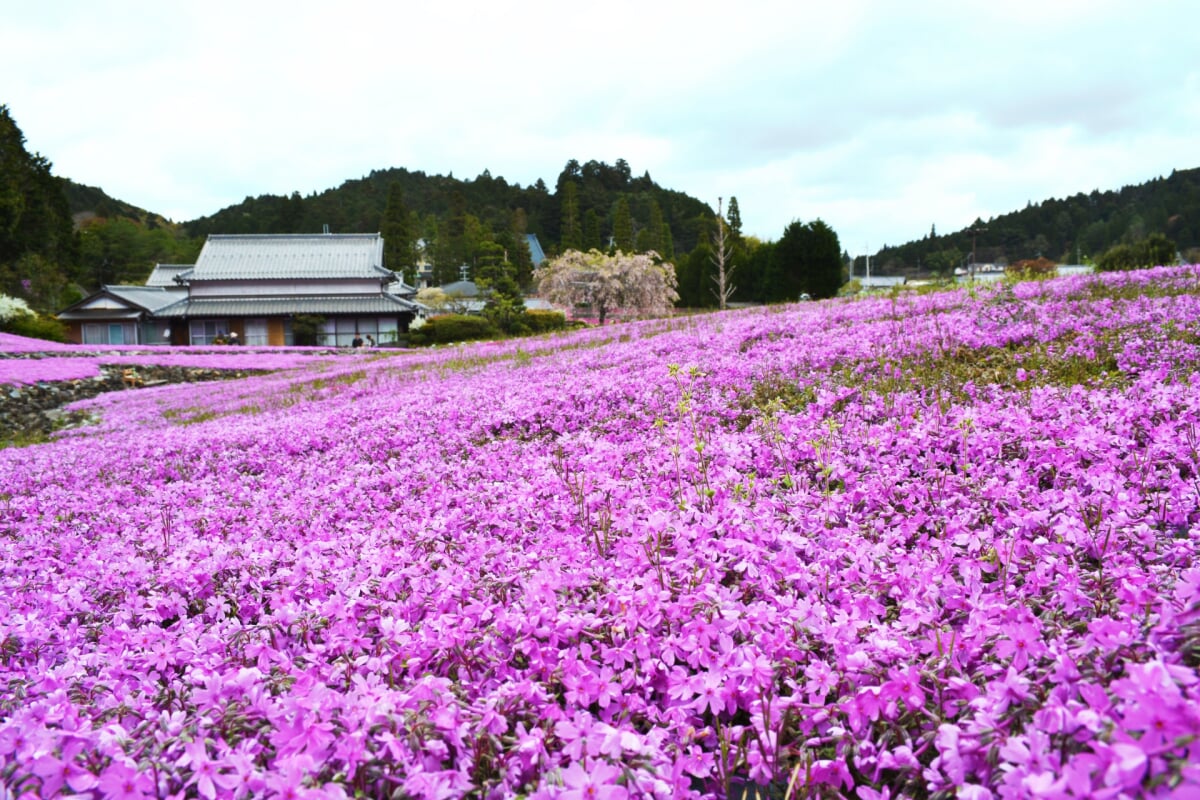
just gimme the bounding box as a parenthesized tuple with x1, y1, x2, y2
(2, 267, 1200, 799)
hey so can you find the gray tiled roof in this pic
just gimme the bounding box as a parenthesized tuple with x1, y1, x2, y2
(145, 264, 194, 287)
(57, 307, 146, 321)
(154, 294, 421, 318)
(105, 286, 189, 311)
(440, 280, 481, 297)
(56, 286, 188, 320)
(385, 278, 420, 297)
(188, 234, 391, 281)
(526, 233, 546, 266)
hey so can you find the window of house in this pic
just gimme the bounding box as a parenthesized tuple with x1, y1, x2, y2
(82, 323, 106, 345)
(244, 318, 269, 346)
(334, 318, 360, 347)
(189, 320, 228, 345)
(378, 318, 399, 343)
(317, 319, 337, 347)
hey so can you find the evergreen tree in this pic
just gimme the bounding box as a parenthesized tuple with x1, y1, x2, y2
(612, 196, 634, 253)
(804, 219, 843, 298)
(475, 241, 526, 332)
(500, 213, 535, 289)
(637, 197, 665, 255)
(559, 181, 582, 252)
(434, 190, 470, 285)
(0, 105, 75, 311)
(614, 158, 632, 186)
(660, 223, 675, 260)
(676, 242, 715, 308)
(726, 196, 743, 240)
(281, 191, 306, 231)
(767, 219, 843, 301)
(381, 182, 418, 283)
(738, 239, 772, 302)
(583, 208, 602, 252)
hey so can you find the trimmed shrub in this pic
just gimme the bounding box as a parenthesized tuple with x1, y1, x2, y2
(0, 306, 68, 343)
(523, 309, 567, 333)
(408, 314, 500, 346)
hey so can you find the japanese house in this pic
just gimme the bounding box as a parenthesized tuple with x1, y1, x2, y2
(58, 233, 423, 346)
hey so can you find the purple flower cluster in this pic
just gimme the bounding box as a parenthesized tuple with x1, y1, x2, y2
(2, 268, 1200, 799)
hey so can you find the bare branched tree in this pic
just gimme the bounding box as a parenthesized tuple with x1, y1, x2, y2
(710, 197, 736, 310)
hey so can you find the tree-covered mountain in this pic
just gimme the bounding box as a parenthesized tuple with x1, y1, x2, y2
(63, 181, 202, 288)
(0, 104, 76, 311)
(2, 103, 203, 313)
(62, 180, 177, 230)
(182, 159, 715, 286)
(867, 167, 1200, 276)
(6, 99, 1200, 317)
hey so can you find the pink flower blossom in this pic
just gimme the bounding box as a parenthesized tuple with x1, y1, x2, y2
(559, 761, 628, 800)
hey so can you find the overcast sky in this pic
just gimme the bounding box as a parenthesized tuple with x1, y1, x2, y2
(4, 0, 1197, 256)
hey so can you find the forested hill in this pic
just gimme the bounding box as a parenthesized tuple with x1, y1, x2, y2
(6, 94, 1200, 316)
(61, 180, 176, 231)
(182, 160, 714, 281)
(872, 167, 1200, 275)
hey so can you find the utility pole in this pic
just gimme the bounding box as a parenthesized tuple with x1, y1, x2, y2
(967, 224, 987, 280)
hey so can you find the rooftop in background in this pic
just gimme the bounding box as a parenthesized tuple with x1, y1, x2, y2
(102, 285, 188, 312)
(56, 285, 188, 322)
(440, 280, 481, 297)
(145, 264, 193, 287)
(526, 234, 546, 267)
(186, 233, 393, 281)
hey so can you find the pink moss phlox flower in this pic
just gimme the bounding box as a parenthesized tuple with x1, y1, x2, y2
(880, 664, 926, 714)
(97, 760, 155, 800)
(994, 620, 1044, 671)
(558, 761, 629, 800)
(30, 738, 99, 796)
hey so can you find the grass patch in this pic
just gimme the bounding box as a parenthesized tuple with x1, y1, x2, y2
(737, 331, 1131, 429)
(162, 407, 220, 426)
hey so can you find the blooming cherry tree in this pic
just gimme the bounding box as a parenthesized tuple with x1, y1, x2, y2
(535, 248, 679, 324)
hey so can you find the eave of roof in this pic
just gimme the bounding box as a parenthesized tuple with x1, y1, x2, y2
(152, 293, 421, 318)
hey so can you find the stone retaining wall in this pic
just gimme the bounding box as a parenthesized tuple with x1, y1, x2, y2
(1, 365, 264, 445)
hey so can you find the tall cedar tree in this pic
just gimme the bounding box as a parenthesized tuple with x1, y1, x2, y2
(435, 190, 470, 285)
(559, 182, 582, 252)
(726, 196, 743, 240)
(768, 219, 842, 301)
(612, 197, 634, 253)
(381, 183, 418, 283)
(637, 197, 666, 255)
(583, 208, 602, 252)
